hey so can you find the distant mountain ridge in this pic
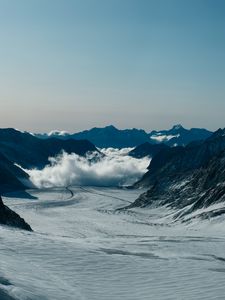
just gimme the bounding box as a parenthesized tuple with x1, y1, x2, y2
(33, 124, 212, 148)
(35, 125, 150, 148)
(149, 124, 212, 146)
(70, 125, 150, 148)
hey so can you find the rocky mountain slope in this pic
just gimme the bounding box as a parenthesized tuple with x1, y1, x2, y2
(0, 128, 98, 169)
(0, 151, 29, 194)
(129, 142, 169, 158)
(0, 196, 32, 230)
(0, 149, 32, 230)
(130, 128, 225, 220)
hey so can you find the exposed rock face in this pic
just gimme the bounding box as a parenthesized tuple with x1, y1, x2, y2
(0, 196, 32, 231)
(129, 142, 169, 158)
(0, 152, 29, 194)
(135, 129, 225, 188)
(130, 129, 225, 219)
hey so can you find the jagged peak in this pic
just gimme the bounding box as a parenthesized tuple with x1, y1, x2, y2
(208, 128, 225, 139)
(105, 125, 118, 130)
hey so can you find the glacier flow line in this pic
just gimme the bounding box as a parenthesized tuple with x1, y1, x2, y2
(77, 186, 133, 204)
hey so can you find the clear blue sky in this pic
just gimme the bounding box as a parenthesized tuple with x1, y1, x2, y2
(0, 0, 224, 132)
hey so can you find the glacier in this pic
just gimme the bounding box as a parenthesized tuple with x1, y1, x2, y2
(0, 187, 225, 299)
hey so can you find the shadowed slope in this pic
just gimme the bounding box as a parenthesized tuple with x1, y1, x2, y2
(130, 129, 225, 219)
(0, 196, 32, 231)
(0, 128, 98, 169)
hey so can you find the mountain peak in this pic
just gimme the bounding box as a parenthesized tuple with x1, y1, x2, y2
(207, 128, 225, 140)
(105, 125, 118, 130)
(171, 124, 184, 130)
(48, 130, 69, 136)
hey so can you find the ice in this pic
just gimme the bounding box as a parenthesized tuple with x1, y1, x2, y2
(1, 187, 225, 299)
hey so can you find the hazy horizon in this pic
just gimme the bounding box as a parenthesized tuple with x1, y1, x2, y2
(0, 0, 225, 132)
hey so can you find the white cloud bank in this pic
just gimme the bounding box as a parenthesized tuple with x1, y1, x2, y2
(26, 148, 150, 188)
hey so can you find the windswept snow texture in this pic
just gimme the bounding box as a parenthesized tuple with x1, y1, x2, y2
(25, 148, 150, 188)
(1, 187, 225, 300)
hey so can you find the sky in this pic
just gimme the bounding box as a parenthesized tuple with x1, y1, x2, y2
(0, 0, 224, 133)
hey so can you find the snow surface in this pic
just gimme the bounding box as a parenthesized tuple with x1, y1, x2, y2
(1, 187, 225, 300)
(47, 130, 69, 136)
(150, 134, 180, 142)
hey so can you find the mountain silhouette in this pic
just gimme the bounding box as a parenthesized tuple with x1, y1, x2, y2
(34, 124, 212, 148)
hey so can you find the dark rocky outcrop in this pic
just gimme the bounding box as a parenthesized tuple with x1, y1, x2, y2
(129, 128, 225, 219)
(0, 152, 29, 194)
(0, 196, 32, 231)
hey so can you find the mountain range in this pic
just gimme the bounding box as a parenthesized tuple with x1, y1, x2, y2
(34, 124, 212, 148)
(0, 125, 221, 230)
(35, 125, 149, 148)
(0, 125, 214, 195)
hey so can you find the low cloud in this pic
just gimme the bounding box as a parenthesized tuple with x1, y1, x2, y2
(25, 148, 150, 188)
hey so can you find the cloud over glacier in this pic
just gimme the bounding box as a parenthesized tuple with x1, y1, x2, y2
(26, 148, 150, 188)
